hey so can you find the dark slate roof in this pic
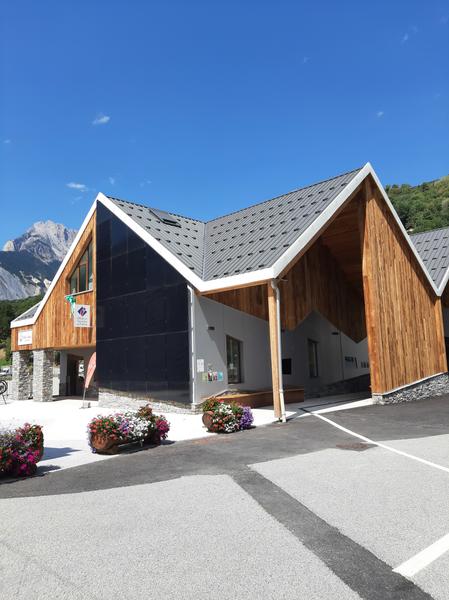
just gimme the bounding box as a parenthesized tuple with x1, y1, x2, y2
(410, 227, 449, 289)
(108, 197, 206, 277)
(13, 302, 41, 322)
(107, 166, 363, 281)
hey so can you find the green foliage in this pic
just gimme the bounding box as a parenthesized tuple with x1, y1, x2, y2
(386, 175, 449, 233)
(0, 295, 43, 365)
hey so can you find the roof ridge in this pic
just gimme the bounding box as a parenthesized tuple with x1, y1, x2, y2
(204, 166, 363, 224)
(410, 225, 449, 238)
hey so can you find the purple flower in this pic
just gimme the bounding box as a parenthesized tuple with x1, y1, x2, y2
(239, 406, 254, 430)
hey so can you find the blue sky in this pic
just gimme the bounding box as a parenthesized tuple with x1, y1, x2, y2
(1, 1, 448, 243)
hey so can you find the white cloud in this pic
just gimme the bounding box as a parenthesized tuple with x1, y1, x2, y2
(139, 179, 152, 188)
(108, 176, 116, 185)
(401, 33, 409, 43)
(376, 111, 384, 118)
(92, 114, 110, 125)
(66, 182, 88, 192)
(3, 139, 11, 144)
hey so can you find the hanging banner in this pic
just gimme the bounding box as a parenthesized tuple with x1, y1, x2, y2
(74, 304, 91, 328)
(85, 352, 96, 389)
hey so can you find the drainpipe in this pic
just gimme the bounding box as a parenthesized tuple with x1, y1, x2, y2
(188, 286, 196, 406)
(271, 279, 287, 423)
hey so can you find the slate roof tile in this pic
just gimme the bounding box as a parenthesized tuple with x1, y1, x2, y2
(107, 167, 363, 282)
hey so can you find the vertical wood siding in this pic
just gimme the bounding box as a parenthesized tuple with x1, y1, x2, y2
(360, 178, 447, 393)
(11, 212, 97, 351)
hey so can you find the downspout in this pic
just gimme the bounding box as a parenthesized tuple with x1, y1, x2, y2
(271, 279, 287, 423)
(188, 285, 196, 406)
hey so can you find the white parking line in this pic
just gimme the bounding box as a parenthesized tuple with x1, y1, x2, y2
(393, 533, 449, 577)
(306, 410, 449, 474)
(306, 410, 449, 575)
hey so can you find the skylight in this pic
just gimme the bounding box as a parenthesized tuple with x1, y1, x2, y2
(149, 207, 181, 227)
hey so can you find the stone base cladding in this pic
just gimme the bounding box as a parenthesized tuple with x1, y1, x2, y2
(373, 373, 449, 404)
(11, 351, 32, 402)
(98, 390, 201, 414)
(33, 349, 55, 402)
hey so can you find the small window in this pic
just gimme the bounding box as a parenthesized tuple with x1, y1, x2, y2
(226, 335, 242, 384)
(308, 339, 319, 378)
(282, 358, 292, 375)
(69, 240, 93, 294)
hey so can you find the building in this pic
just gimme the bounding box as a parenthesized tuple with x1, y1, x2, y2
(10, 163, 449, 415)
(411, 227, 449, 357)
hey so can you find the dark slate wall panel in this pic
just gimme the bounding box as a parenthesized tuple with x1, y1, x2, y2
(96, 203, 190, 404)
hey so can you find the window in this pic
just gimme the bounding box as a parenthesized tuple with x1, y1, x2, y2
(226, 335, 242, 384)
(69, 241, 93, 294)
(282, 358, 292, 375)
(308, 339, 319, 378)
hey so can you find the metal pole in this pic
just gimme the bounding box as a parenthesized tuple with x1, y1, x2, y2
(271, 280, 287, 423)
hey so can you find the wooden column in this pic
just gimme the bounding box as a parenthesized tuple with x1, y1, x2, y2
(267, 282, 282, 419)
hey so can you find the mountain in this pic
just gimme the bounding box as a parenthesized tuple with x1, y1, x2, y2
(386, 175, 449, 233)
(3, 220, 77, 263)
(0, 221, 77, 300)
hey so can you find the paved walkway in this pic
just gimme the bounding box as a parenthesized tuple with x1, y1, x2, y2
(2, 396, 449, 599)
(0, 393, 370, 471)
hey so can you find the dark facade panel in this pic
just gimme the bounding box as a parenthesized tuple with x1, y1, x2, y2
(96, 203, 190, 404)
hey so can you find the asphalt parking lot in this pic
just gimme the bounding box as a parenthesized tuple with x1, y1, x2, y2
(1, 396, 449, 599)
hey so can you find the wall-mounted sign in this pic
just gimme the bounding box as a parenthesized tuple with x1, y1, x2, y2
(74, 304, 91, 328)
(18, 329, 33, 346)
(196, 359, 205, 373)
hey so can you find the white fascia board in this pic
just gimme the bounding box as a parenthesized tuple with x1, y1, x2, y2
(98, 194, 206, 290)
(99, 194, 275, 293)
(271, 162, 440, 296)
(438, 269, 449, 296)
(271, 164, 371, 278)
(10, 198, 98, 329)
(10, 317, 35, 328)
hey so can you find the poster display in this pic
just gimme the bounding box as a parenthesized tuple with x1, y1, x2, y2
(74, 304, 91, 328)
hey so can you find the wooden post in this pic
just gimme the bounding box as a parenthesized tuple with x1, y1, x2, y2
(267, 282, 282, 419)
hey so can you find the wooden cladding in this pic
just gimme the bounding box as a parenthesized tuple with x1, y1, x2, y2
(279, 239, 366, 342)
(11, 212, 97, 352)
(360, 178, 447, 393)
(208, 238, 366, 342)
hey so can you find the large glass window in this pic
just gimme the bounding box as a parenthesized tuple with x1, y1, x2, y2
(226, 335, 242, 384)
(308, 339, 319, 378)
(69, 241, 93, 294)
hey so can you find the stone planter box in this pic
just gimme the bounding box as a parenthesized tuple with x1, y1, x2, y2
(208, 388, 304, 409)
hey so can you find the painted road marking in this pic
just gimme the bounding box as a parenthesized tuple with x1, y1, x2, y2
(393, 533, 449, 577)
(305, 409, 449, 576)
(305, 410, 449, 474)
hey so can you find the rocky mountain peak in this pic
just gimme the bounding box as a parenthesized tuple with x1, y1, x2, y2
(3, 220, 77, 264)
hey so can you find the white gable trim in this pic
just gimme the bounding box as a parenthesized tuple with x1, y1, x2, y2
(368, 165, 439, 296)
(11, 199, 97, 328)
(11, 164, 440, 331)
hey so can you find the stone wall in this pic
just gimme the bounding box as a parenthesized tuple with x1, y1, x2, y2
(98, 389, 199, 413)
(33, 350, 55, 402)
(373, 372, 449, 404)
(11, 351, 32, 402)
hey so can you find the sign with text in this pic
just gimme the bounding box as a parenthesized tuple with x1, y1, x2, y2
(18, 329, 33, 346)
(74, 304, 91, 328)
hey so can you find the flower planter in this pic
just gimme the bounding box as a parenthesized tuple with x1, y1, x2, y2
(202, 411, 214, 431)
(144, 429, 161, 446)
(90, 434, 121, 455)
